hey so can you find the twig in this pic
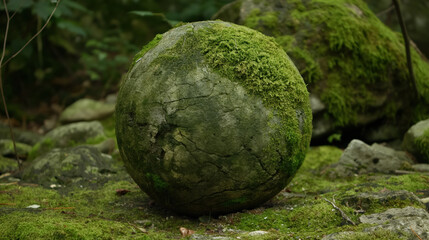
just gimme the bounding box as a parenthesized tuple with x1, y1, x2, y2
(376, 4, 395, 17)
(392, 0, 419, 100)
(0, 0, 61, 171)
(394, 170, 429, 176)
(0, 0, 21, 170)
(323, 197, 356, 226)
(1, 0, 61, 68)
(410, 226, 423, 240)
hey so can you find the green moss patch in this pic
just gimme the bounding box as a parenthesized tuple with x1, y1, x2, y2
(219, 0, 429, 131)
(196, 22, 312, 174)
(130, 34, 163, 70)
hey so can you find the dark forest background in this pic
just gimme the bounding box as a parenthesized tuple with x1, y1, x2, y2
(0, 0, 427, 131)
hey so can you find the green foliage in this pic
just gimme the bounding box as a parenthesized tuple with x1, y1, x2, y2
(0, 0, 233, 118)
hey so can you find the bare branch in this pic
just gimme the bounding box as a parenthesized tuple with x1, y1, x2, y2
(0, 0, 22, 170)
(392, 0, 420, 100)
(1, 0, 61, 68)
(0, 0, 61, 170)
(324, 197, 356, 226)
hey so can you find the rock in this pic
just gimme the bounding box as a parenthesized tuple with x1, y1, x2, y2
(0, 156, 18, 173)
(214, 0, 429, 143)
(28, 121, 106, 160)
(22, 146, 117, 187)
(0, 139, 32, 158)
(191, 235, 232, 240)
(247, 231, 269, 236)
(105, 94, 117, 104)
(360, 206, 429, 239)
(116, 21, 312, 216)
(341, 190, 424, 211)
(59, 98, 115, 123)
(310, 94, 325, 115)
(402, 118, 429, 163)
(92, 138, 116, 154)
(330, 139, 413, 177)
(412, 164, 429, 172)
(322, 229, 404, 240)
(45, 121, 106, 148)
(0, 124, 42, 146)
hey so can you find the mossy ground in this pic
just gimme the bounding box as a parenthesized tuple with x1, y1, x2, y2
(2, 144, 428, 239)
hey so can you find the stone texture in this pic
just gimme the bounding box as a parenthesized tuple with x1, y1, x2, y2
(330, 139, 413, 176)
(45, 121, 106, 148)
(360, 206, 429, 239)
(60, 98, 115, 123)
(402, 118, 429, 163)
(412, 164, 429, 172)
(116, 21, 312, 216)
(22, 146, 118, 187)
(341, 190, 424, 211)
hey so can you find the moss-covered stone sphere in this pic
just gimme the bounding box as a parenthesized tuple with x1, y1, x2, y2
(116, 21, 312, 216)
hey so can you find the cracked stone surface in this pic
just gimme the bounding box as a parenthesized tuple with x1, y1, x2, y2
(329, 139, 413, 177)
(116, 21, 311, 215)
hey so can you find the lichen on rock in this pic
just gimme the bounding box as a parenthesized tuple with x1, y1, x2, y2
(116, 21, 312, 215)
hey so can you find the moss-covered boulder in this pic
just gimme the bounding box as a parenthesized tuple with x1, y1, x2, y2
(214, 0, 429, 142)
(116, 21, 312, 216)
(28, 121, 107, 160)
(402, 118, 429, 163)
(59, 98, 115, 123)
(22, 146, 118, 187)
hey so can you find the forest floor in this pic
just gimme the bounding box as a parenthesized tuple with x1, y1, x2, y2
(0, 112, 428, 240)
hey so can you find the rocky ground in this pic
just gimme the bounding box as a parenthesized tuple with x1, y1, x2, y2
(1, 97, 429, 239)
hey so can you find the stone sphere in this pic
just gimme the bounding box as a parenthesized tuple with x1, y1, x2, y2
(116, 21, 312, 216)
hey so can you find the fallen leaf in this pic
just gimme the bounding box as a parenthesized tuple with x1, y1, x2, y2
(116, 189, 131, 196)
(180, 227, 195, 237)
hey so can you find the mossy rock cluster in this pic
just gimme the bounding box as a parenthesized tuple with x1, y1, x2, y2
(116, 21, 312, 216)
(214, 0, 429, 142)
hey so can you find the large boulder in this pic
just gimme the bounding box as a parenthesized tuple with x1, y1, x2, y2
(116, 21, 312, 215)
(402, 118, 429, 163)
(214, 0, 429, 142)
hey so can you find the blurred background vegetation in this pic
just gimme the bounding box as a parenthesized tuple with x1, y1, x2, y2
(0, 0, 232, 127)
(0, 0, 427, 129)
